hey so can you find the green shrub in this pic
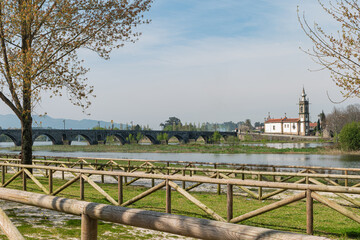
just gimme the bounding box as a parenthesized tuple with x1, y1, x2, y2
(156, 133, 169, 143)
(338, 122, 360, 151)
(211, 131, 221, 144)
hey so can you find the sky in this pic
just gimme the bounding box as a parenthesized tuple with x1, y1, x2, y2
(2, 0, 359, 129)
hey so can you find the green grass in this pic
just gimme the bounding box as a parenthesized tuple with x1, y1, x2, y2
(0, 171, 359, 239)
(20, 143, 328, 154)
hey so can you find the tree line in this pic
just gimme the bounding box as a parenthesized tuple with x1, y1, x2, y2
(159, 117, 260, 132)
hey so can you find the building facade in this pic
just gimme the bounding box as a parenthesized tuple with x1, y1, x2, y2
(264, 88, 310, 136)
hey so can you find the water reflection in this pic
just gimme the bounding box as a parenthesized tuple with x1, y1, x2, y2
(0, 141, 88, 147)
(243, 142, 333, 149)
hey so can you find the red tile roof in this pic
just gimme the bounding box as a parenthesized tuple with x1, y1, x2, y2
(284, 118, 300, 123)
(265, 117, 299, 123)
(265, 118, 283, 123)
(309, 122, 317, 128)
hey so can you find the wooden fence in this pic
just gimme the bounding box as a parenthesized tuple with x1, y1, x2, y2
(0, 188, 330, 240)
(1, 155, 360, 237)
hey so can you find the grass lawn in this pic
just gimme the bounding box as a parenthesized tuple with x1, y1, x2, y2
(0, 171, 359, 239)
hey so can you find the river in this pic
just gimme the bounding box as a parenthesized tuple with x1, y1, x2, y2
(0, 141, 358, 169)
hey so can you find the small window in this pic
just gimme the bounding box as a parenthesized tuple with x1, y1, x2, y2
(273, 126, 275, 130)
(292, 124, 296, 129)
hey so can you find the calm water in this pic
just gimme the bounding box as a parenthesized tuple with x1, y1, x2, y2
(244, 142, 333, 149)
(0, 141, 358, 169)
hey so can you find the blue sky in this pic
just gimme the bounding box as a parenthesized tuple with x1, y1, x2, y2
(2, 0, 358, 129)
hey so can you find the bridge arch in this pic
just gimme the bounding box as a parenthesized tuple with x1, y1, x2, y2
(167, 134, 183, 144)
(69, 134, 92, 145)
(107, 134, 127, 145)
(195, 135, 211, 144)
(220, 134, 229, 141)
(195, 135, 206, 144)
(137, 134, 153, 145)
(143, 134, 158, 144)
(32, 133, 57, 145)
(0, 133, 18, 146)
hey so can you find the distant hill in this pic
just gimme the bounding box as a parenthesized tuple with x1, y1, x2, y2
(0, 114, 126, 130)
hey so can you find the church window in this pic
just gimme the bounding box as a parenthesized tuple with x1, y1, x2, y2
(292, 124, 296, 129)
(300, 106, 303, 112)
(273, 126, 275, 130)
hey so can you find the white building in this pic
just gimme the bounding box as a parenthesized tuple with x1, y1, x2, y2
(264, 88, 310, 136)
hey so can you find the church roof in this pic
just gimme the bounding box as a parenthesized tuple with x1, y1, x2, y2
(265, 117, 299, 123)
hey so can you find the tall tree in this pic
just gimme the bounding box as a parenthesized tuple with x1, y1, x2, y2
(299, 1, 360, 99)
(160, 117, 182, 130)
(0, 0, 152, 165)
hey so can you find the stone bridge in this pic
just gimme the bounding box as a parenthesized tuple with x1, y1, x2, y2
(0, 129, 237, 146)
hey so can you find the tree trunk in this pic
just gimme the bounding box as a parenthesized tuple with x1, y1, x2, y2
(21, 110, 32, 166)
(20, 0, 33, 168)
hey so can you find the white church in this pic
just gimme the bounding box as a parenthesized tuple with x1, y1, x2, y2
(264, 88, 311, 136)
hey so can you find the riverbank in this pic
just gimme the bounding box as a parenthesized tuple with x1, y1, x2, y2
(3, 143, 336, 154)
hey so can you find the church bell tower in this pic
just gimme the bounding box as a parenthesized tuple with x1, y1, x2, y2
(299, 88, 310, 136)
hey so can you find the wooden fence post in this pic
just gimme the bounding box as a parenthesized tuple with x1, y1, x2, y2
(49, 170, 53, 194)
(166, 179, 171, 213)
(258, 174, 262, 200)
(22, 169, 26, 191)
(227, 184, 233, 222)
(81, 214, 97, 240)
(182, 170, 186, 189)
(345, 170, 348, 187)
(272, 167, 276, 182)
(118, 176, 123, 205)
(306, 189, 313, 235)
(45, 162, 48, 177)
(1, 165, 5, 185)
(80, 174, 84, 200)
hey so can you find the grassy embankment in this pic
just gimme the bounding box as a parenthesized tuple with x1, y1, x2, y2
(14, 142, 336, 154)
(0, 172, 359, 240)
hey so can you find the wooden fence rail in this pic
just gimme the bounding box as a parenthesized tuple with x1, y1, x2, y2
(0, 188, 330, 240)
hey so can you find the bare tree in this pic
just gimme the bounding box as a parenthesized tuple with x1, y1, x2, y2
(325, 104, 360, 135)
(299, 1, 360, 99)
(0, 0, 152, 165)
